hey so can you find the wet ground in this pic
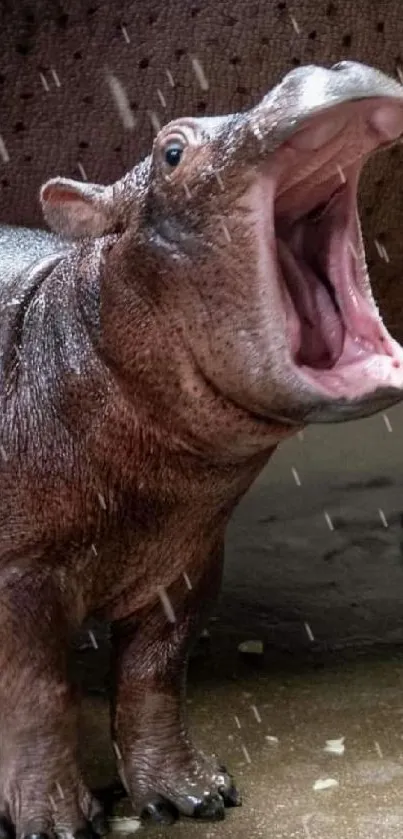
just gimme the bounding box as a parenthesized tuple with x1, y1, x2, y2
(75, 402, 403, 838)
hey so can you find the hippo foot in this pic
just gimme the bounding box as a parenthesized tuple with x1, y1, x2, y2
(124, 751, 241, 824)
(0, 764, 107, 839)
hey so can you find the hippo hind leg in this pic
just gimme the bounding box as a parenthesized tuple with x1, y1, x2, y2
(111, 547, 241, 824)
(0, 568, 107, 839)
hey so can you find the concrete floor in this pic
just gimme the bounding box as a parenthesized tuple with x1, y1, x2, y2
(75, 402, 403, 839)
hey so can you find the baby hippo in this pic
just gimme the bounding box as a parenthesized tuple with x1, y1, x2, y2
(1, 60, 403, 834)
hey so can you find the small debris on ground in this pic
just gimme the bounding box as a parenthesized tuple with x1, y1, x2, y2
(238, 639, 264, 655)
(313, 778, 339, 791)
(324, 737, 345, 756)
(109, 817, 141, 834)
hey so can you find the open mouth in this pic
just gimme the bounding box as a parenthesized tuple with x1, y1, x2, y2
(271, 97, 403, 402)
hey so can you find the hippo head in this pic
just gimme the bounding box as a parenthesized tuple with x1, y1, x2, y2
(41, 61, 403, 431)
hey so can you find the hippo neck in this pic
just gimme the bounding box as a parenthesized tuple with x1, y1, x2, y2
(95, 234, 296, 465)
(0, 234, 278, 574)
(0, 231, 291, 480)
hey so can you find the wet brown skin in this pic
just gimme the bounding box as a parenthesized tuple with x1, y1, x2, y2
(2, 59, 403, 835)
(0, 347, 275, 833)
(0, 194, 294, 833)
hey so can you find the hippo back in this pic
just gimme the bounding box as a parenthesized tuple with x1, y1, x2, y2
(0, 226, 74, 381)
(0, 225, 69, 289)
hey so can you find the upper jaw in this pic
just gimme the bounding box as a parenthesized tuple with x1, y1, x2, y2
(252, 61, 403, 153)
(193, 61, 403, 183)
(264, 93, 403, 215)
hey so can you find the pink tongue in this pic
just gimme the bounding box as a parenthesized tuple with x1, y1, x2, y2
(278, 239, 344, 368)
(326, 191, 391, 357)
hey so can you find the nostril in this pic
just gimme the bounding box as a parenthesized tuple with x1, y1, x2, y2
(331, 61, 354, 72)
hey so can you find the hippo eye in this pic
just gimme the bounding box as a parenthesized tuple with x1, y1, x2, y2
(164, 143, 184, 168)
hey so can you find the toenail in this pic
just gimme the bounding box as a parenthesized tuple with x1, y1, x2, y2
(194, 793, 225, 821)
(140, 797, 178, 825)
(220, 782, 242, 807)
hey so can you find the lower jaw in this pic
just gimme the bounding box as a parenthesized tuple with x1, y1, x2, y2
(294, 335, 403, 403)
(279, 199, 403, 404)
(286, 278, 403, 401)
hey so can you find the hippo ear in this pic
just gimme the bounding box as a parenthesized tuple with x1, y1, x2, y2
(40, 177, 118, 239)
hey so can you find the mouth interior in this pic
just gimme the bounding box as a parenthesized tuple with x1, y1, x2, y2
(277, 172, 373, 371)
(270, 97, 403, 399)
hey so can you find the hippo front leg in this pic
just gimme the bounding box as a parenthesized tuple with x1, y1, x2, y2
(0, 568, 106, 839)
(111, 547, 241, 825)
